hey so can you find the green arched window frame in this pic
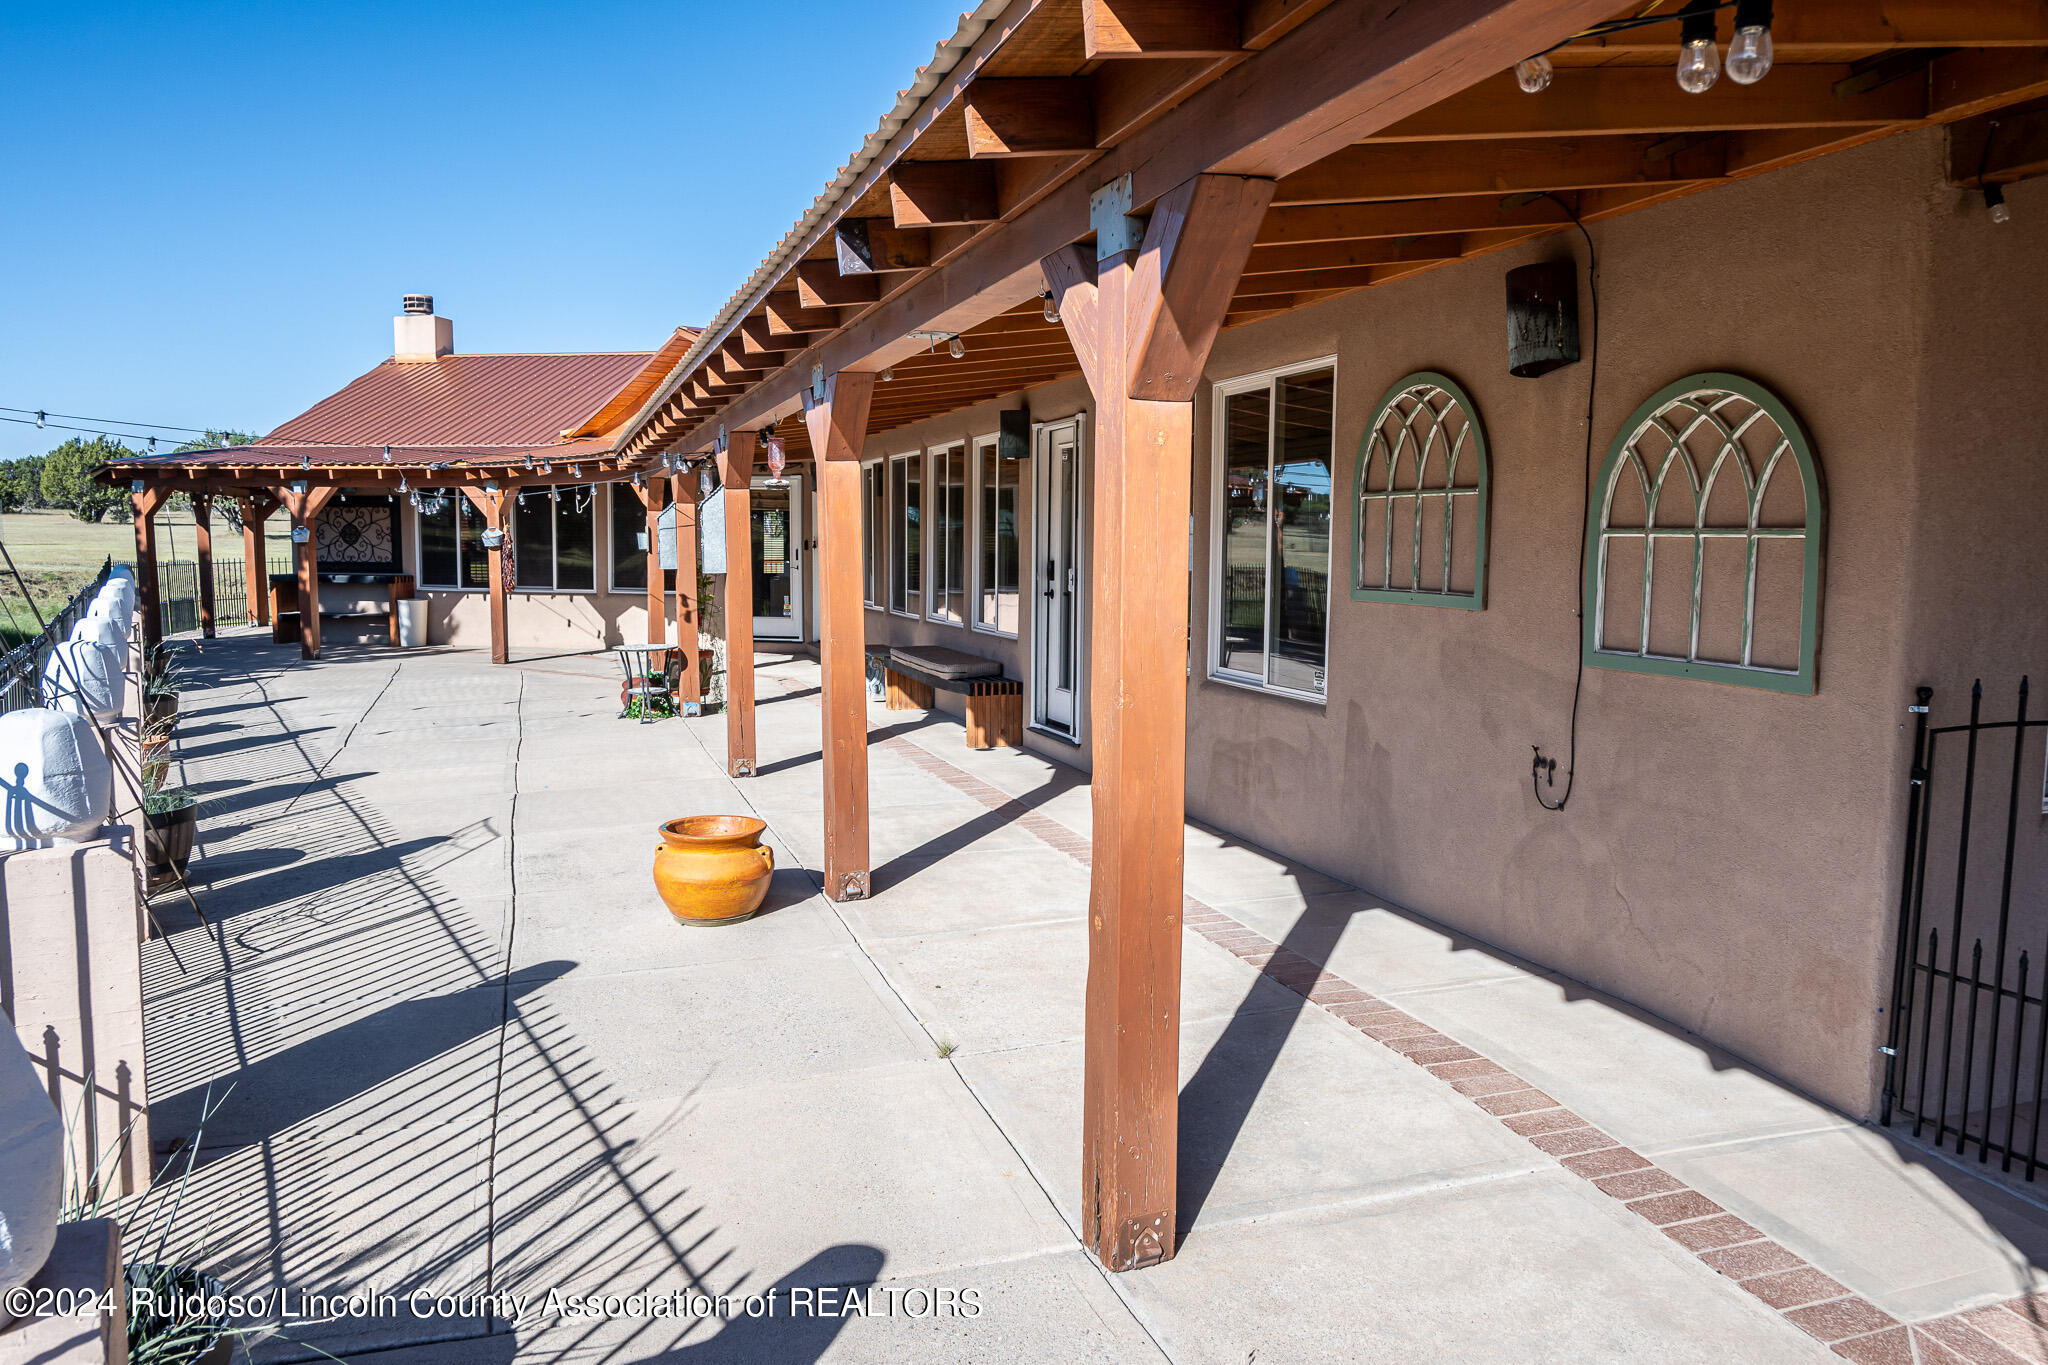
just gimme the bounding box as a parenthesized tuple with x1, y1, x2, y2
(1582, 372, 1825, 695)
(1351, 371, 1490, 610)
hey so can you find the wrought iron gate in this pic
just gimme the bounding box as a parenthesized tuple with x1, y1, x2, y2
(1882, 678, 2048, 1175)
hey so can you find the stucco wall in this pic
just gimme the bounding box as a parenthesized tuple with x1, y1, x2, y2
(843, 127, 2046, 1118)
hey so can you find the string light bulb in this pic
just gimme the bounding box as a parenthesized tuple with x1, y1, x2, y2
(1041, 290, 1061, 323)
(1985, 183, 2012, 225)
(881, 368, 894, 382)
(1675, 2, 1720, 93)
(382, 445, 392, 462)
(1515, 54, 1554, 93)
(947, 335, 966, 360)
(1725, 0, 1774, 85)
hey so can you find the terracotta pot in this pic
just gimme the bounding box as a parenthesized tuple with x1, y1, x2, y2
(144, 690, 178, 730)
(653, 815, 773, 926)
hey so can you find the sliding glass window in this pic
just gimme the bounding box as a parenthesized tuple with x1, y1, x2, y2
(1210, 361, 1335, 698)
(973, 435, 1022, 636)
(928, 444, 967, 626)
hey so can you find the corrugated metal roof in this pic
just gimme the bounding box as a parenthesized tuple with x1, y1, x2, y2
(266, 352, 657, 448)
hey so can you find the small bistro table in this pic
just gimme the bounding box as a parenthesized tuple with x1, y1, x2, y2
(612, 644, 673, 723)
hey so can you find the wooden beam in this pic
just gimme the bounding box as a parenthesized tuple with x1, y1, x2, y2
(1042, 171, 1267, 1273)
(965, 78, 1096, 157)
(796, 259, 882, 310)
(740, 313, 808, 359)
(672, 474, 701, 706)
(1275, 135, 1713, 204)
(1373, 64, 1930, 142)
(765, 293, 844, 336)
(834, 220, 933, 275)
(1952, 107, 2048, 186)
(1551, 3, 2048, 59)
(661, 0, 1623, 451)
(721, 432, 758, 777)
(1931, 47, 2048, 121)
(642, 478, 667, 647)
(1257, 194, 1576, 244)
(131, 488, 166, 654)
(802, 371, 876, 903)
(1245, 231, 1468, 273)
(889, 161, 1000, 228)
(239, 494, 275, 626)
(192, 495, 216, 639)
(457, 486, 509, 665)
(279, 484, 339, 660)
(1082, 0, 1239, 58)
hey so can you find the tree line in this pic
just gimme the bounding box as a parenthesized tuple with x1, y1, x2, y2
(0, 431, 254, 520)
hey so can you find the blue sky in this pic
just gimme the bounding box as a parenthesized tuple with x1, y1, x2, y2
(0, 0, 962, 460)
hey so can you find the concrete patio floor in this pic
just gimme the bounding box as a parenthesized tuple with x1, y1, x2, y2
(138, 629, 2048, 1363)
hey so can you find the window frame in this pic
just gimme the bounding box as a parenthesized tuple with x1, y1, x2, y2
(1206, 355, 1339, 705)
(1351, 370, 1490, 611)
(607, 482, 650, 596)
(509, 483, 600, 595)
(888, 450, 923, 619)
(861, 459, 887, 610)
(969, 432, 1022, 639)
(412, 493, 487, 593)
(1581, 371, 1824, 695)
(925, 440, 968, 628)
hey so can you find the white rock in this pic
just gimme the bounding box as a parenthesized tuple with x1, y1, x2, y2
(0, 1017, 65, 1304)
(0, 710, 112, 848)
(42, 640, 123, 723)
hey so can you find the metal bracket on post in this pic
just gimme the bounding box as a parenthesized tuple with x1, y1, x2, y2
(837, 871, 869, 901)
(715, 424, 728, 456)
(1091, 173, 1145, 259)
(1111, 1213, 1171, 1272)
(730, 758, 754, 778)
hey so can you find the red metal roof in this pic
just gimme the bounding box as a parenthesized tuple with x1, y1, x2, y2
(265, 352, 657, 448)
(114, 435, 621, 471)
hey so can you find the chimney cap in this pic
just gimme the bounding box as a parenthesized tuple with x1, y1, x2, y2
(402, 294, 435, 315)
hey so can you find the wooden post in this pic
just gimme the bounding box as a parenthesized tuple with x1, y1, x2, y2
(803, 372, 876, 901)
(1043, 173, 1272, 1273)
(191, 495, 216, 639)
(671, 473, 701, 706)
(460, 486, 511, 665)
(721, 432, 758, 776)
(279, 485, 339, 660)
(239, 494, 276, 626)
(130, 487, 167, 654)
(640, 477, 668, 646)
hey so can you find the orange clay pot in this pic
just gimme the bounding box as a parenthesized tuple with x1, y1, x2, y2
(653, 815, 773, 926)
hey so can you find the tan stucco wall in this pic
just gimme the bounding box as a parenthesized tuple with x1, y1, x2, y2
(846, 128, 2045, 1118)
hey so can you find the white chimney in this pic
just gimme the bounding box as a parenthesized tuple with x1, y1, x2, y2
(393, 294, 453, 361)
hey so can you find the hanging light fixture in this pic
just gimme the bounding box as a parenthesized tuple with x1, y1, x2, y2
(762, 431, 788, 488)
(398, 475, 409, 494)
(570, 464, 581, 478)
(1725, 0, 1774, 84)
(1514, 53, 1554, 93)
(699, 464, 715, 498)
(1675, 0, 1721, 93)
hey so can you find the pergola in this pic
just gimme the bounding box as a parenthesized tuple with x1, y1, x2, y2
(103, 0, 2048, 1273)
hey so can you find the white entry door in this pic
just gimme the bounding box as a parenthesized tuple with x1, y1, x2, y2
(1032, 419, 1084, 735)
(751, 474, 804, 641)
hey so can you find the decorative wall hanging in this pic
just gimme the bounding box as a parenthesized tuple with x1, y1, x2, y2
(1352, 371, 1489, 609)
(1583, 372, 1823, 693)
(317, 498, 401, 571)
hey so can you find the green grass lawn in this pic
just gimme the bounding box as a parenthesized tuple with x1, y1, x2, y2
(0, 507, 208, 647)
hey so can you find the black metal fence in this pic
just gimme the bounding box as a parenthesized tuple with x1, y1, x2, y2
(1882, 678, 2048, 1176)
(153, 555, 294, 637)
(0, 558, 114, 715)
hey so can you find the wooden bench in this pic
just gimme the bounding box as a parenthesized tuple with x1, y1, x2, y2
(272, 573, 415, 645)
(869, 645, 1023, 750)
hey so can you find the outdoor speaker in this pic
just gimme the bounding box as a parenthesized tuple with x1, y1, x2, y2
(999, 407, 1030, 461)
(1506, 260, 1580, 378)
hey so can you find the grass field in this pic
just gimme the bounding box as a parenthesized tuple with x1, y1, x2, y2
(0, 507, 214, 647)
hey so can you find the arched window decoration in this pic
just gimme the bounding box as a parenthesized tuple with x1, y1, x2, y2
(1352, 372, 1489, 609)
(1584, 373, 1823, 694)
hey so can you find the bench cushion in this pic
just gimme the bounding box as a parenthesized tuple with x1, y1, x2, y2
(889, 646, 1003, 681)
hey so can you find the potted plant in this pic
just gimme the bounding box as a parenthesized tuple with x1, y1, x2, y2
(141, 760, 197, 890)
(139, 716, 175, 764)
(142, 644, 182, 731)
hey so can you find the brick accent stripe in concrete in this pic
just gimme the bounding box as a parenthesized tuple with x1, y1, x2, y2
(878, 734, 2048, 1364)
